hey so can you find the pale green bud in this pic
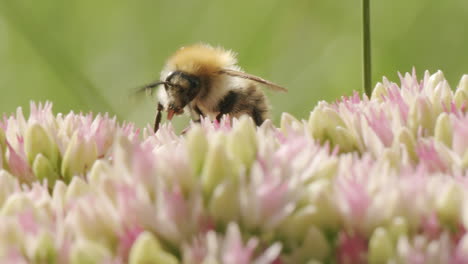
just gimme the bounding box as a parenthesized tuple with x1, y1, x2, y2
(462, 152, 468, 170)
(186, 125, 208, 175)
(0, 133, 7, 171)
(280, 112, 302, 135)
(65, 177, 91, 204)
(457, 74, 468, 94)
(0, 193, 34, 216)
(0, 219, 23, 246)
(30, 231, 57, 263)
(70, 239, 111, 264)
(327, 126, 358, 153)
(309, 105, 346, 140)
(371, 82, 387, 102)
(52, 180, 67, 210)
(32, 154, 59, 188)
(0, 170, 18, 208)
(309, 105, 358, 152)
(24, 123, 58, 167)
(293, 227, 330, 262)
(425, 70, 445, 93)
(88, 160, 111, 187)
(201, 134, 235, 196)
(454, 89, 468, 109)
(368, 227, 395, 264)
(317, 158, 338, 179)
(408, 96, 434, 135)
(280, 205, 319, 241)
(396, 128, 417, 162)
(432, 80, 452, 113)
(434, 113, 452, 147)
(0, 128, 7, 170)
(61, 132, 97, 182)
(113, 135, 133, 173)
(227, 116, 257, 168)
(202, 259, 218, 264)
(388, 217, 408, 242)
(300, 179, 340, 230)
(436, 182, 462, 227)
(129, 231, 179, 264)
(209, 181, 239, 223)
(382, 148, 402, 169)
(304, 158, 338, 183)
(0, 128, 6, 155)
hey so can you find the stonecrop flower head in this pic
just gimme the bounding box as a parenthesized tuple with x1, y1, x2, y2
(1, 70, 468, 263)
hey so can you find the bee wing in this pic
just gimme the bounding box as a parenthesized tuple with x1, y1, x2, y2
(218, 69, 288, 92)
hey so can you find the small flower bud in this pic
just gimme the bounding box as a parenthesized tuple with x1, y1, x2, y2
(88, 160, 111, 187)
(396, 127, 417, 162)
(368, 227, 395, 264)
(0, 128, 6, 154)
(209, 181, 239, 223)
(0, 193, 34, 216)
(128, 231, 179, 264)
(454, 89, 468, 109)
(61, 132, 97, 182)
(462, 152, 468, 169)
(280, 205, 319, 241)
(457, 74, 468, 94)
(25, 123, 59, 168)
(186, 125, 208, 175)
(425, 70, 445, 93)
(227, 116, 257, 168)
(436, 181, 462, 227)
(0, 170, 18, 207)
(65, 177, 91, 205)
(70, 239, 111, 264)
(295, 227, 330, 262)
(388, 217, 408, 242)
(434, 113, 452, 147)
(280, 112, 302, 135)
(371, 82, 387, 101)
(408, 96, 434, 134)
(201, 134, 236, 196)
(29, 231, 57, 263)
(52, 180, 67, 210)
(309, 105, 345, 141)
(32, 154, 59, 188)
(301, 179, 340, 230)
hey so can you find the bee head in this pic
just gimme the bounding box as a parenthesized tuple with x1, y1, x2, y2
(162, 71, 201, 119)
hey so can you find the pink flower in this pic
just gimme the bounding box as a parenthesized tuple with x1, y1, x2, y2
(336, 231, 368, 264)
(366, 108, 394, 147)
(416, 141, 448, 173)
(117, 225, 144, 261)
(6, 142, 34, 183)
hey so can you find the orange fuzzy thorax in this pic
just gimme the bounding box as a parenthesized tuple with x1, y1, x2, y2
(164, 44, 238, 76)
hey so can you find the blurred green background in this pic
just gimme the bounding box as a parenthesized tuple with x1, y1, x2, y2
(1, 0, 467, 129)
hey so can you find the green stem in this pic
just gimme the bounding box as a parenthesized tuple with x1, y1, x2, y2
(362, 0, 372, 97)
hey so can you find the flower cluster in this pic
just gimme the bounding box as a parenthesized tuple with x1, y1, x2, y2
(0, 70, 468, 263)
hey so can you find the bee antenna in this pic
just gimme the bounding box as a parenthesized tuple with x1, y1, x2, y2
(134, 81, 173, 95)
(154, 102, 164, 132)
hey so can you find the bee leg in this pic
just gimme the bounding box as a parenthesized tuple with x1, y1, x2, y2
(216, 90, 239, 123)
(153, 103, 164, 133)
(251, 106, 264, 126)
(215, 113, 223, 122)
(189, 105, 205, 122)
